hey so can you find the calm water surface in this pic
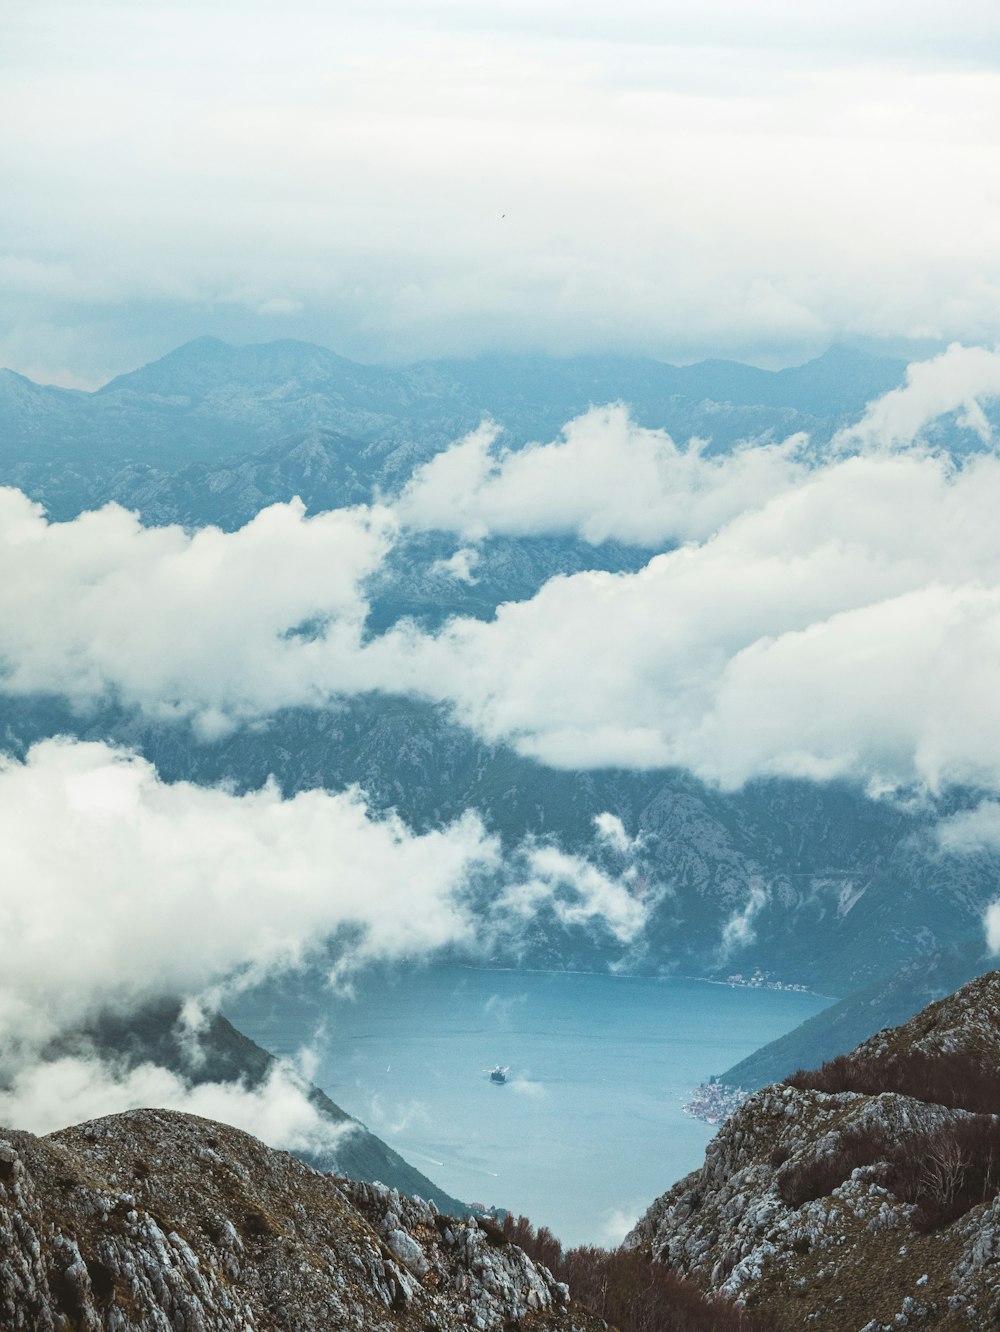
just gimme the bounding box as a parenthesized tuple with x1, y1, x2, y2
(227, 966, 829, 1246)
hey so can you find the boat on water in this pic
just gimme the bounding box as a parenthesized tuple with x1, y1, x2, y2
(488, 1065, 509, 1084)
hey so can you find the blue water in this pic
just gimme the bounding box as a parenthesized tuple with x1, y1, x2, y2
(226, 965, 829, 1247)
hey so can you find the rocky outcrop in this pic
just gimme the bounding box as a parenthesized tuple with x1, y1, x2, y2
(0, 1107, 598, 1332)
(626, 970, 1000, 1330)
(58, 999, 468, 1215)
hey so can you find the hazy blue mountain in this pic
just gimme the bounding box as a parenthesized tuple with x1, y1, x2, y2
(3, 337, 997, 1001)
(718, 938, 995, 1090)
(4, 692, 998, 995)
(0, 338, 907, 520)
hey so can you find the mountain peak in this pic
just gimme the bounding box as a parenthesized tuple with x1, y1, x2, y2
(0, 1107, 596, 1331)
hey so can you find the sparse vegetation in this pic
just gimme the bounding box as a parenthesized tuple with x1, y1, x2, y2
(500, 1212, 774, 1331)
(887, 1115, 1000, 1231)
(786, 1048, 1000, 1115)
(775, 1111, 1000, 1230)
(777, 1123, 892, 1208)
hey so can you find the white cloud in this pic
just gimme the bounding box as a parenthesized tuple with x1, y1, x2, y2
(371, 447, 1000, 790)
(12, 367, 1000, 799)
(598, 1204, 643, 1247)
(397, 408, 809, 547)
(937, 800, 1000, 855)
(0, 1055, 355, 1154)
(497, 845, 646, 943)
(0, 736, 648, 1140)
(719, 878, 769, 957)
(429, 545, 481, 584)
(0, 491, 394, 733)
(7, 4, 1000, 379)
(0, 736, 498, 1062)
(987, 907, 1000, 955)
(834, 342, 1000, 451)
(941, 804, 1000, 954)
(593, 812, 633, 855)
(941, 808, 1000, 956)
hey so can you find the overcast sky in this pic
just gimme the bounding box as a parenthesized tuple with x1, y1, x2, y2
(4, 0, 1000, 385)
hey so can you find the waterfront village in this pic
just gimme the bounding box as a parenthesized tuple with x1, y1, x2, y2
(683, 1080, 750, 1125)
(723, 968, 811, 992)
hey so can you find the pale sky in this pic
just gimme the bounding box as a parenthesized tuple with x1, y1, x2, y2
(4, 0, 1000, 385)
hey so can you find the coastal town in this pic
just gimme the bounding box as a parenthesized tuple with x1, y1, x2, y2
(682, 1080, 750, 1125)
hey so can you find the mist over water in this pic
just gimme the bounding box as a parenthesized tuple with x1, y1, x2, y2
(227, 965, 829, 1246)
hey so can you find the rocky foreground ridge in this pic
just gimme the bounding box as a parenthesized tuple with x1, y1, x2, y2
(628, 969, 1000, 1330)
(0, 1107, 600, 1332)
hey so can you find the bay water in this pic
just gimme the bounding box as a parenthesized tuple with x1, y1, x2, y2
(227, 965, 829, 1246)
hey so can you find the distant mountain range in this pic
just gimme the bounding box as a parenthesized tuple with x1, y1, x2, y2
(0, 338, 905, 520)
(3, 337, 999, 997)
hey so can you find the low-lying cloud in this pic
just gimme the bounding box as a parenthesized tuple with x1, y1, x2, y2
(0, 738, 646, 1138)
(0, 737, 497, 1061)
(372, 448, 1000, 788)
(397, 408, 809, 547)
(9, 360, 1000, 798)
(834, 342, 1000, 453)
(397, 345, 1000, 551)
(0, 490, 394, 737)
(934, 801, 1000, 956)
(0, 1056, 355, 1157)
(497, 844, 648, 943)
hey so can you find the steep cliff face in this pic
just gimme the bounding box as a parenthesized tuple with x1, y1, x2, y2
(626, 971, 1000, 1330)
(0, 1108, 598, 1332)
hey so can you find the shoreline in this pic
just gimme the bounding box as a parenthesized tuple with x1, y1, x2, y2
(452, 961, 834, 1001)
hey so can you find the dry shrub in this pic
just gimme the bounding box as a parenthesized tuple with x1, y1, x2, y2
(780, 1045, 1000, 1228)
(776, 1124, 891, 1208)
(500, 1213, 774, 1331)
(786, 1049, 1000, 1116)
(773, 1109, 1000, 1231)
(886, 1115, 1000, 1231)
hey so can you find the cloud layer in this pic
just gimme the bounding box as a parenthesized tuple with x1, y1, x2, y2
(0, 737, 497, 1060)
(7, 4, 1000, 381)
(383, 448, 1000, 786)
(10, 351, 1000, 796)
(397, 409, 809, 547)
(0, 491, 393, 736)
(0, 1056, 355, 1154)
(399, 344, 1000, 549)
(834, 343, 1000, 452)
(0, 738, 645, 1136)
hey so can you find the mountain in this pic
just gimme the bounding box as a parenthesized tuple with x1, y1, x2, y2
(55, 999, 467, 1216)
(0, 337, 907, 519)
(719, 938, 996, 1091)
(4, 691, 999, 996)
(627, 971, 1000, 1328)
(2, 336, 997, 997)
(0, 1107, 602, 1332)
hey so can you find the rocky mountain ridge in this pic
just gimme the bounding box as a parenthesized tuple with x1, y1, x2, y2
(627, 970, 1000, 1329)
(0, 1107, 600, 1332)
(720, 939, 993, 1091)
(59, 999, 467, 1215)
